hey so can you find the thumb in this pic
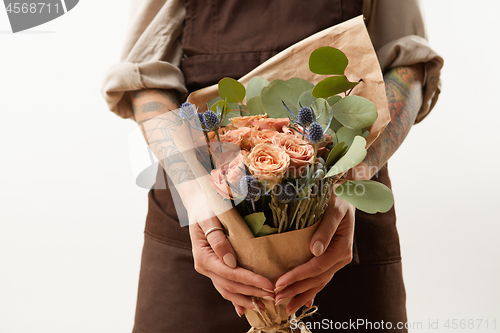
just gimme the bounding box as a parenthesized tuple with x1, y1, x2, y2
(309, 196, 344, 256)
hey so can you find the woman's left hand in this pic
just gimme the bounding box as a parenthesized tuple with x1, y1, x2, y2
(274, 192, 355, 315)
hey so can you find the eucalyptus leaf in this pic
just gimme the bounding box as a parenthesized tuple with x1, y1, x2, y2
(246, 76, 270, 100)
(312, 76, 359, 99)
(325, 136, 367, 177)
(247, 95, 265, 116)
(329, 116, 343, 132)
(210, 100, 229, 113)
(312, 98, 331, 126)
(309, 46, 348, 75)
(218, 78, 246, 104)
(335, 180, 394, 214)
(260, 78, 313, 118)
(256, 224, 278, 237)
(331, 95, 377, 130)
(243, 212, 266, 236)
(327, 95, 342, 106)
(324, 142, 345, 168)
(298, 90, 316, 107)
(336, 127, 362, 148)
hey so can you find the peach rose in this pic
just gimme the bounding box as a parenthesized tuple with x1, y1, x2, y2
(228, 114, 267, 129)
(209, 150, 248, 199)
(215, 127, 252, 150)
(282, 125, 304, 138)
(250, 117, 290, 132)
(245, 143, 290, 187)
(250, 129, 279, 148)
(272, 133, 314, 175)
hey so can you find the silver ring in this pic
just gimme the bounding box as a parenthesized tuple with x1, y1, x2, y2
(204, 227, 224, 238)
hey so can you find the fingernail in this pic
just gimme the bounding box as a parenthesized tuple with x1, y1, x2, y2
(275, 298, 284, 306)
(223, 253, 237, 268)
(255, 300, 266, 311)
(263, 296, 275, 301)
(274, 285, 287, 293)
(312, 241, 324, 256)
(287, 306, 299, 316)
(235, 307, 242, 317)
(306, 298, 314, 309)
(262, 288, 274, 293)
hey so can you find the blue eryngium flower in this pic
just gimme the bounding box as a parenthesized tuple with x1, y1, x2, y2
(179, 102, 197, 120)
(297, 107, 314, 127)
(202, 110, 220, 131)
(308, 122, 324, 143)
(277, 183, 296, 202)
(239, 175, 260, 201)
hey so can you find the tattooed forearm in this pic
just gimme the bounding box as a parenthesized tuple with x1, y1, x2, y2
(130, 89, 197, 185)
(349, 64, 424, 179)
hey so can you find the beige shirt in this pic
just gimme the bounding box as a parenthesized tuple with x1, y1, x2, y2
(102, 0, 443, 124)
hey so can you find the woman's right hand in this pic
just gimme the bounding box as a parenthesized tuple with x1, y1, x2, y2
(187, 194, 276, 317)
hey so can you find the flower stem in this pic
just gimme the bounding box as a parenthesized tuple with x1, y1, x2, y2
(215, 131, 223, 153)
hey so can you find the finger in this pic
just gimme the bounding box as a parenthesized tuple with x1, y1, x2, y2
(213, 283, 266, 310)
(197, 216, 238, 268)
(275, 264, 341, 302)
(286, 286, 322, 315)
(233, 303, 245, 318)
(275, 234, 352, 290)
(207, 271, 276, 301)
(309, 196, 347, 257)
(190, 219, 274, 291)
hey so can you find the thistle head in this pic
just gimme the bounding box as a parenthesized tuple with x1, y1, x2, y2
(239, 175, 260, 201)
(202, 110, 220, 130)
(179, 102, 197, 120)
(308, 122, 324, 143)
(277, 183, 296, 202)
(298, 106, 314, 126)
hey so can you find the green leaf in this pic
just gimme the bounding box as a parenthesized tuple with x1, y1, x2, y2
(260, 78, 313, 118)
(210, 100, 230, 113)
(247, 95, 265, 116)
(325, 136, 367, 177)
(218, 78, 246, 103)
(256, 224, 278, 237)
(324, 142, 345, 168)
(298, 90, 316, 107)
(331, 95, 377, 130)
(336, 127, 362, 148)
(243, 212, 266, 236)
(246, 76, 270, 100)
(312, 76, 359, 99)
(329, 116, 343, 132)
(309, 46, 348, 75)
(312, 98, 331, 126)
(327, 95, 342, 106)
(335, 180, 394, 214)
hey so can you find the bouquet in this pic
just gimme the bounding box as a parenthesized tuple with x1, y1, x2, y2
(171, 16, 393, 333)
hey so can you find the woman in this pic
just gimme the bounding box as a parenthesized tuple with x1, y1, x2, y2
(102, 0, 443, 331)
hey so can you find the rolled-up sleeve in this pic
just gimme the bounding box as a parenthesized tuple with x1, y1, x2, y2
(101, 0, 187, 120)
(364, 0, 444, 123)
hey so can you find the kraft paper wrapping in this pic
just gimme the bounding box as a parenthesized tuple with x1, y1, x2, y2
(179, 15, 390, 332)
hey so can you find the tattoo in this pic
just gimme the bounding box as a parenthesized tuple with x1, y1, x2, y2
(360, 64, 424, 179)
(131, 89, 198, 186)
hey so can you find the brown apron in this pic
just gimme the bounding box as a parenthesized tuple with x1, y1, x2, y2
(132, 1, 407, 332)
